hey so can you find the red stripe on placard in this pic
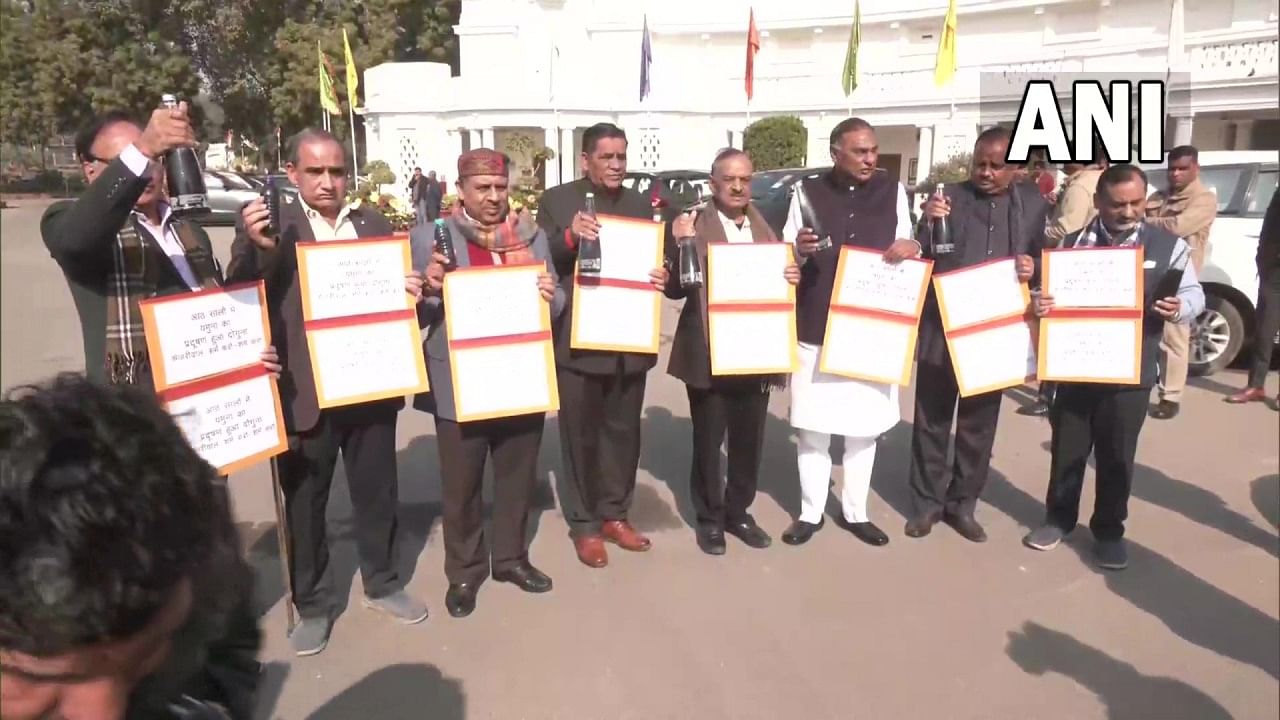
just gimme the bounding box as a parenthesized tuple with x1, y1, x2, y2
(295, 234, 409, 249)
(1044, 308, 1143, 320)
(304, 308, 417, 331)
(450, 330, 552, 350)
(158, 364, 267, 403)
(829, 305, 917, 325)
(949, 314, 1028, 339)
(577, 276, 654, 291)
(708, 302, 794, 313)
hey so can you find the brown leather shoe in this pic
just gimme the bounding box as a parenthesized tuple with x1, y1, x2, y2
(601, 520, 652, 552)
(1226, 387, 1267, 404)
(573, 535, 608, 568)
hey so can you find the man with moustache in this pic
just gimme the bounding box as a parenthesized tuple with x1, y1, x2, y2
(905, 126, 1045, 543)
(663, 148, 801, 554)
(538, 123, 670, 568)
(1146, 145, 1218, 420)
(412, 149, 564, 617)
(230, 128, 428, 656)
(781, 118, 920, 548)
(42, 103, 279, 387)
(1025, 165, 1204, 569)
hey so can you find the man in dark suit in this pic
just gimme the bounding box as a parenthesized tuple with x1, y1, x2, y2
(537, 123, 670, 568)
(662, 148, 799, 554)
(906, 126, 1046, 543)
(229, 128, 427, 657)
(1227, 190, 1280, 407)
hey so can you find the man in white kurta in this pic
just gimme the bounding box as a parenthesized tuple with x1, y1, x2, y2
(780, 118, 919, 547)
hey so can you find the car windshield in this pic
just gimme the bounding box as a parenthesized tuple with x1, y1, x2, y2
(750, 172, 793, 198)
(1247, 169, 1277, 214)
(214, 171, 256, 191)
(1146, 167, 1246, 213)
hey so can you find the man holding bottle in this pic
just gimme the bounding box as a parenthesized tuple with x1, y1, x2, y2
(906, 126, 1047, 543)
(537, 123, 670, 568)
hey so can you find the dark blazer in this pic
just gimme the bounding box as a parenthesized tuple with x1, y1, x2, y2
(538, 178, 659, 376)
(41, 157, 219, 385)
(916, 180, 1048, 366)
(226, 197, 402, 434)
(662, 203, 779, 389)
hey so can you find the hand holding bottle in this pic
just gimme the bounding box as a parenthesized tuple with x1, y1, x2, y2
(136, 100, 196, 160)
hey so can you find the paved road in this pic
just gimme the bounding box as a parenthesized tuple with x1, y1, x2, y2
(2, 198, 1278, 720)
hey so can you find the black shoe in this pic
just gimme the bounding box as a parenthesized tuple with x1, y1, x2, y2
(904, 511, 943, 538)
(944, 513, 988, 543)
(1150, 400, 1180, 420)
(848, 521, 889, 546)
(493, 562, 553, 593)
(695, 526, 727, 555)
(445, 583, 478, 618)
(1018, 399, 1051, 416)
(725, 518, 773, 549)
(781, 518, 824, 546)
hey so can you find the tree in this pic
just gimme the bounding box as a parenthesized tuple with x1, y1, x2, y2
(916, 152, 971, 193)
(743, 116, 807, 171)
(0, 2, 43, 150)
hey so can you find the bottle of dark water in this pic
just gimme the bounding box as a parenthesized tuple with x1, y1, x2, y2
(262, 175, 281, 238)
(577, 192, 603, 275)
(433, 218, 457, 271)
(794, 180, 831, 251)
(678, 236, 703, 289)
(929, 183, 955, 255)
(159, 94, 209, 217)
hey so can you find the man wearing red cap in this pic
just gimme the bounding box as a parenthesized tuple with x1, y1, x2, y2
(538, 123, 670, 568)
(411, 149, 564, 618)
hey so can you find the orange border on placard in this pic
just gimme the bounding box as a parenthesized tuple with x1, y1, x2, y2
(932, 257, 1031, 333)
(706, 241, 798, 375)
(158, 364, 288, 476)
(817, 246, 932, 386)
(295, 234, 414, 322)
(944, 315, 1039, 397)
(569, 214, 663, 354)
(140, 281, 272, 393)
(442, 263, 559, 422)
(1036, 315, 1143, 385)
(1041, 245, 1145, 311)
(307, 317, 431, 408)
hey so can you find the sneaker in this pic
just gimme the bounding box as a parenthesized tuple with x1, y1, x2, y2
(290, 616, 332, 657)
(361, 590, 429, 624)
(1023, 524, 1066, 551)
(1094, 539, 1129, 570)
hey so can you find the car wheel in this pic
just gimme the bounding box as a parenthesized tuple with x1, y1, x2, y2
(1189, 293, 1244, 377)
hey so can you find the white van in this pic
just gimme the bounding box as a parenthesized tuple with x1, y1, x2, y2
(1143, 151, 1279, 376)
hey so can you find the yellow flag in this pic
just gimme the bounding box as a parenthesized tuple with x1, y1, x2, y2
(934, 0, 958, 87)
(318, 41, 340, 115)
(343, 28, 359, 108)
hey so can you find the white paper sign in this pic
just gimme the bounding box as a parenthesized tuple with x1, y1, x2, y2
(167, 373, 282, 473)
(572, 284, 659, 353)
(1042, 319, 1139, 381)
(307, 320, 424, 404)
(1045, 248, 1140, 309)
(708, 243, 792, 304)
(949, 322, 1037, 395)
(709, 311, 795, 375)
(835, 251, 930, 316)
(594, 217, 662, 282)
(444, 266, 544, 342)
(821, 313, 913, 384)
(453, 342, 556, 419)
(144, 284, 267, 387)
(300, 241, 409, 320)
(934, 259, 1027, 329)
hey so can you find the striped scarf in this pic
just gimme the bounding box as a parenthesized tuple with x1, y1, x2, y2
(449, 205, 539, 264)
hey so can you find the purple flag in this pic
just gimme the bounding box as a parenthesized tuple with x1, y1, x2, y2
(640, 15, 652, 101)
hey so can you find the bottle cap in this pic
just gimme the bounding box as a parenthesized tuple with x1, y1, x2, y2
(434, 218, 444, 226)
(161, 94, 178, 107)
(585, 192, 594, 198)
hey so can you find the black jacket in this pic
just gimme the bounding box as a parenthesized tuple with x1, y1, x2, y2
(1258, 190, 1280, 280)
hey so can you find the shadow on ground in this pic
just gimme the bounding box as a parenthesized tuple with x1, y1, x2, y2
(306, 663, 465, 720)
(1006, 621, 1233, 719)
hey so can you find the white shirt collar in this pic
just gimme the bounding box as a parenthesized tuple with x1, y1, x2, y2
(300, 197, 357, 228)
(132, 201, 173, 229)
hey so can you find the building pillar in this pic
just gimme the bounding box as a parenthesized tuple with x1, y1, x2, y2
(543, 126, 561, 187)
(915, 125, 935, 186)
(469, 128, 483, 149)
(559, 126, 576, 183)
(480, 127, 495, 149)
(730, 130, 745, 149)
(1172, 115, 1194, 147)
(1232, 119, 1255, 150)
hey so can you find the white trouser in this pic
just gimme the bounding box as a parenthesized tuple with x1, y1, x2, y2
(797, 429, 877, 524)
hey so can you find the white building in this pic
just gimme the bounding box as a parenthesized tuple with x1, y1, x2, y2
(361, 0, 1278, 196)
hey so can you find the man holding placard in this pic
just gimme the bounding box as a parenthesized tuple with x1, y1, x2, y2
(906, 127, 1046, 544)
(781, 118, 920, 548)
(229, 128, 428, 656)
(413, 149, 564, 618)
(539, 123, 670, 568)
(1025, 165, 1204, 570)
(663, 148, 800, 555)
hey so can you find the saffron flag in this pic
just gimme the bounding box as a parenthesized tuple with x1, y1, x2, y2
(745, 8, 760, 101)
(640, 15, 652, 101)
(343, 28, 359, 108)
(842, 0, 861, 97)
(934, 0, 958, 87)
(318, 41, 340, 116)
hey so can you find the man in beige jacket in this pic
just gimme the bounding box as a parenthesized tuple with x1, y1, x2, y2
(1146, 145, 1218, 420)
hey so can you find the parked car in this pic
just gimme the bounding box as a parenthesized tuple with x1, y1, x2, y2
(1143, 152, 1279, 375)
(622, 171, 711, 223)
(751, 166, 828, 236)
(198, 170, 261, 226)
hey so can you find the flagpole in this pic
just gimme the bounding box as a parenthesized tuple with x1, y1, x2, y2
(348, 102, 359, 177)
